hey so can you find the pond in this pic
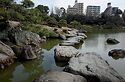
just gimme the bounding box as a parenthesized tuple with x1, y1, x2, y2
(0, 30, 125, 82)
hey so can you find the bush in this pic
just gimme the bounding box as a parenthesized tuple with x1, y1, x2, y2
(58, 19, 67, 27)
(38, 28, 57, 37)
(70, 20, 81, 28)
(23, 24, 57, 37)
(46, 17, 58, 27)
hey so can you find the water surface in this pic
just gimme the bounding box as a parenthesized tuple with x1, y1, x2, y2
(0, 30, 125, 82)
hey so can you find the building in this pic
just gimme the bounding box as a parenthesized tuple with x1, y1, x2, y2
(103, 3, 119, 16)
(67, 0, 84, 15)
(67, 7, 78, 15)
(86, 6, 100, 17)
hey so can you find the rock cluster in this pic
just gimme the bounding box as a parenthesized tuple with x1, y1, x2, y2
(0, 20, 42, 69)
(109, 49, 125, 59)
(64, 52, 124, 82)
(35, 51, 125, 82)
(34, 33, 124, 82)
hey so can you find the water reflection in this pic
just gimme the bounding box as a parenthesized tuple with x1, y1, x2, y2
(0, 39, 61, 82)
(79, 31, 125, 79)
(110, 56, 125, 60)
(41, 39, 61, 50)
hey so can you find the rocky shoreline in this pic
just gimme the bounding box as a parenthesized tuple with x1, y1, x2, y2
(0, 20, 42, 69)
(33, 28, 125, 82)
(0, 19, 87, 69)
(0, 20, 125, 82)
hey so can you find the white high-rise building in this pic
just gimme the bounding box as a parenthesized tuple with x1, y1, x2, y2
(86, 6, 100, 17)
(67, 0, 84, 15)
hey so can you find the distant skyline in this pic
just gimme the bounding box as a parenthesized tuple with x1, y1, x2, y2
(18, 0, 125, 13)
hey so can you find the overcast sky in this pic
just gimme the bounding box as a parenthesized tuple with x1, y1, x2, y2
(18, 0, 125, 13)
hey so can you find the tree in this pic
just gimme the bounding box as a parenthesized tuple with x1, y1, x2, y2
(55, 7, 62, 17)
(122, 10, 125, 22)
(46, 17, 58, 27)
(21, 0, 34, 8)
(58, 19, 67, 27)
(0, 0, 14, 8)
(70, 20, 81, 28)
(60, 7, 66, 19)
(36, 5, 49, 14)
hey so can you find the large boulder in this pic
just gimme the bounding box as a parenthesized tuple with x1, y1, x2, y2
(8, 21, 21, 29)
(54, 46, 79, 62)
(77, 33, 87, 39)
(8, 30, 42, 47)
(65, 29, 78, 38)
(64, 52, 124, 82)
(11, 45, 37, 60)
(0, 41, 15, 69)
(108, 49, 125, 59)
(68, 36, 85, 43)
(106, 38, 119, 44)
(33, 71, 87, 82)
(59, 34, 66, 40)
(0, 20, 21, 32)
(60, 36, 85, 46)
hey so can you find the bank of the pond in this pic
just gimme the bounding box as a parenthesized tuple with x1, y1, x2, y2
(0, 30, 125, 82)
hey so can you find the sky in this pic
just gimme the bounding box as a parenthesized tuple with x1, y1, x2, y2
(17, 0, 125, 13)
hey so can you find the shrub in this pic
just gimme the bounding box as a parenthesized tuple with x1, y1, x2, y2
(46, 17, 58, 27)
(58, 19, 67, 27)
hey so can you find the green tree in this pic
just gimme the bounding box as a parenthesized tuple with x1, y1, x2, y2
(21, 0, 34, 8)
(0, 0, 14, 8)
(58, 19, 67, 27)
(70, 20, 81, 28)
(22, 8, 43, 23)
(46, 17, 58, 27)
(36, 5, 49, 14)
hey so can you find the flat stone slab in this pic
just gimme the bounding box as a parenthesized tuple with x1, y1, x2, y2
(64, 52, 124, 82)
(60, 36, 85, 46)
(33, 71, 87, 82)
(54, 46, 79, 62)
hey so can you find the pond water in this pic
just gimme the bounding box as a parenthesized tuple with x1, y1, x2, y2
(0, 30, 125, 82)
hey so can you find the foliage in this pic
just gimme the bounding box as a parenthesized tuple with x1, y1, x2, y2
(0, 0, 14, 8)
(70, 20, 82, 28)
(66, 14, 86, 24)
(38, 28, 57, 37)
(58, 19, 67, 27)
(36, 5, 49, 14)
(25, 8, 43, 23)
(21, 0, 34, 8)
(55, 7, 62, 17)
(122, 11, 125, 22)
(23, 24, 57, 37)
(46, 17, 58, 27)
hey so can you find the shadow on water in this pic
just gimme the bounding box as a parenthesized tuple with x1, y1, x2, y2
(41, 39, 62, 50)
(110, 56, 125, 60)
